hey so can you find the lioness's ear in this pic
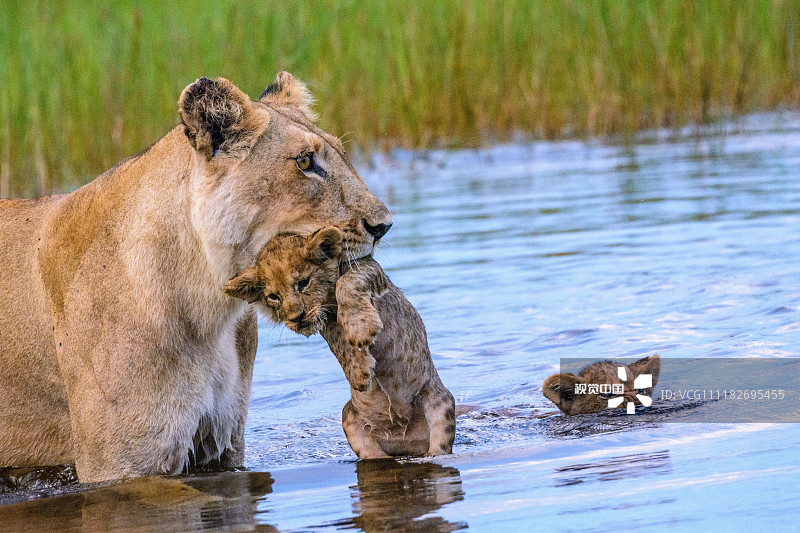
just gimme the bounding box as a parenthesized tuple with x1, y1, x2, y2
(179, 77, 265, 160)
(259, 71, 317, 121)
(629, 354, 661, 388)
(305, 227, 343, 263)
(223, 267, 262, 303)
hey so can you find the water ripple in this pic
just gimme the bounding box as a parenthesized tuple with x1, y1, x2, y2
(247, 118, 800, 469)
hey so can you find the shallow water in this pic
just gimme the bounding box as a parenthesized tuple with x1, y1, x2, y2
(3, 114, 800, 530)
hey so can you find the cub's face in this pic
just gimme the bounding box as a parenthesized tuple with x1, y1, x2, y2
(543, 355, 661, 415)
(224, 227, 343, 337)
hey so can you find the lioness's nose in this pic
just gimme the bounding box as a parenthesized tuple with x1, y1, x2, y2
(363, 219, 392, 241)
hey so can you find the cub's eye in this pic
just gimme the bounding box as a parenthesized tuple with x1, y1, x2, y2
(297, 278, 310, 292)
(296, 153, 313, 172)
(267, 293, 281, 305)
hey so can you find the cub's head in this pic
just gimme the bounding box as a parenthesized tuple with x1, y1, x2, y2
(178, 72, 391, 275)
(223, 227, 343, 337)
(543, 354, 661, 415)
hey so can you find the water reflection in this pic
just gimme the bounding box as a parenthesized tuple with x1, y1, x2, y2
(0, 471, 275, 532)
(333, 460, 467, 532)
(0, 463, 468, 532)
(553, 450, 672, 487)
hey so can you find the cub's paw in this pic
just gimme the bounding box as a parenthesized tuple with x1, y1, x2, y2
(349, 369, 374, 392)
(347, 353, 376, 392)
(340, 309, 383, 349)
(424, 444, 453, 457)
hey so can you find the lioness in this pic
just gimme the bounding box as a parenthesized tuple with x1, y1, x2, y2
(0, 72, 392, 482)
(224, 228, 456, 458)
(543, 354, 660, 415)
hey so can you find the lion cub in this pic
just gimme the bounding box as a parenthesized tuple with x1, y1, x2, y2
(224, 227, 455, 458)
(543, 355, 660, 415)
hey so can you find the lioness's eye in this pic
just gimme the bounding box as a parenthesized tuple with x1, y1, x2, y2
(267, 293, 281, 305)
(297, 278, 310, 292)
(296, 153, 312, 171)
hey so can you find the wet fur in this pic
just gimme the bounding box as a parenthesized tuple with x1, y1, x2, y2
(0, 73, 391, 482)
(226, 229, 455, 458)
(543, 355, 661, 415)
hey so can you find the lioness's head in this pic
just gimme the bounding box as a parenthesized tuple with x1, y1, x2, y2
(223, 227, 343, 337)
(543, 355, 661, 415)
(178, 72, 391, 275)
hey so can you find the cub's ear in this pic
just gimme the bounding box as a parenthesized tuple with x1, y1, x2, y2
(305, 227, 343, 263)
(179, 77, 266, 160)
(629, 354, 661, 388)
(259, 71, 317, 121)
(223, 267, 262, 303)
(542, 373, 583, 407)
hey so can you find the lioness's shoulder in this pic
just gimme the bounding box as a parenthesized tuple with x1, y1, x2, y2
(0, 195, 61, 211)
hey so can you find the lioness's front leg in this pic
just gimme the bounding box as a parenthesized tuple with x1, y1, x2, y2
(218, 308, 258, 468)
(335, 261, 389, 349)
(62, 349, 188, 481)
(58, 305, 249, 481)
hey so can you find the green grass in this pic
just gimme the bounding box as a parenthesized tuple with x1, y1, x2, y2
(1, 0, 799, 197)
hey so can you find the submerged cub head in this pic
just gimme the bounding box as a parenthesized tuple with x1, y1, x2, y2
(224, 227, 343, 337)
(543, 354, 661, 415)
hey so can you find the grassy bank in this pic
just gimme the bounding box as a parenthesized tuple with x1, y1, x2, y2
(1, 0, 799, 197)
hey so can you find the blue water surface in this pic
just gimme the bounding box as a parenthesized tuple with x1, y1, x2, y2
(242, 114, 800, 530)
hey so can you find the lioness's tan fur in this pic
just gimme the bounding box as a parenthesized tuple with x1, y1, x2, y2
(0, 73, 391, 482)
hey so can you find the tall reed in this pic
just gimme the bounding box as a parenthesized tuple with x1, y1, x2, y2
(1, 0, 798, 197)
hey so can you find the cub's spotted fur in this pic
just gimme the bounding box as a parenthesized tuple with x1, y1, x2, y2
(225, 227, 455, 458)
